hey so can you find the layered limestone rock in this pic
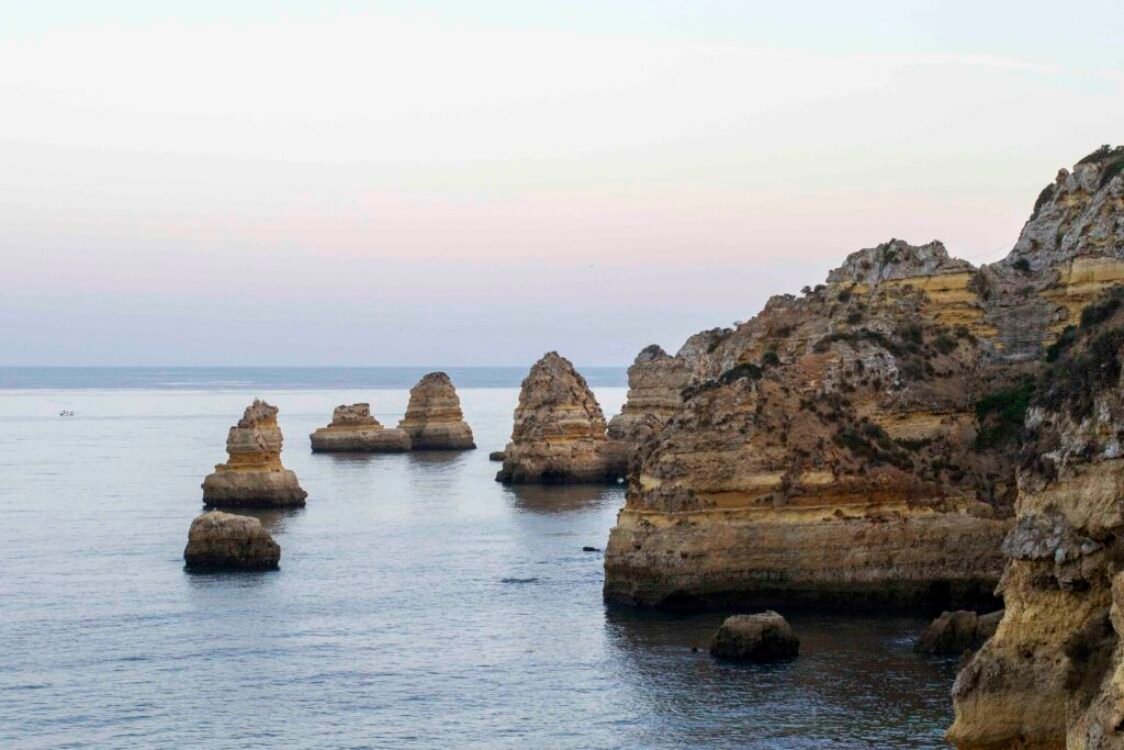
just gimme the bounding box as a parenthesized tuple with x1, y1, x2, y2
(605, 147, 1124, 611)
(183, 510, 281, 571)
(607, 345, 690, 463)
(915, 610, 1002, 656)
(397, 373, 475, 450)
(950, 285, 1124, 749)
(497, 352, 625, 484)
(202, 399, 307, 508)
(310, 403, 411, 453)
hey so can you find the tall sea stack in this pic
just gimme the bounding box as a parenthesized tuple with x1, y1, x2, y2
(497, 351, 625, 484)
(397, 372, 475, 450)
(202, 399, 308, 508)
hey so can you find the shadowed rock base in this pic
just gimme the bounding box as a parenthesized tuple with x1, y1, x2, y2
(184, 511, 280, 571)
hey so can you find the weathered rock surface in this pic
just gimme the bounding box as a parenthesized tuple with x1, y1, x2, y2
(202, 400, 307, 508)
(605, 147, 1124, 612)
(183, 510, 280, 571)
(949, 282, 1124, 744)
(709, 611, 800, 662)
(497, 352, 625, 484)
(310, 403, 411, 452)
(607, 344, 690, 463)
(397, 373, 475, 450)
(489, 451, 506, 462)
(915, 610, 1002, 655)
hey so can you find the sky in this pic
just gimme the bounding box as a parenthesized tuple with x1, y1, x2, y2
(1, 1, 1122, 366)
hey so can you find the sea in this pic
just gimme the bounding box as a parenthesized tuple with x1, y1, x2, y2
(0, 367, 959, 749)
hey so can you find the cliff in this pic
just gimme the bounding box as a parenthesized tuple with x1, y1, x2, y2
(397, 372, 475, 450)
(605, 146, 1124, 611)
(201, 399, 308, 508)
(950, 286, 1124, 747)
(310, 403, 411, 452)
(497, 351, 625, 484)
(606, 345, 690, 462)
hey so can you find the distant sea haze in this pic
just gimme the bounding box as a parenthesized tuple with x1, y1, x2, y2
(0, 366, 628, 390)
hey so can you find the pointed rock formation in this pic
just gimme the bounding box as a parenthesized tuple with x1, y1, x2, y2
(497, 352, 624, 484)
(397, 373, 475, 450)
(201, 399, 307, 508)
(605, 147, 1124, 611)
(183, 510, 281, 571)
(310, 403, 411, 453)
(606, 344, 690, 461)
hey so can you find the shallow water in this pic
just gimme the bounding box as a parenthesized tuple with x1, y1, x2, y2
(0, 378, 959, 748)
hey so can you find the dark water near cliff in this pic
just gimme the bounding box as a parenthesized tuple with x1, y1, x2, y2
(0, 373, 959, 748)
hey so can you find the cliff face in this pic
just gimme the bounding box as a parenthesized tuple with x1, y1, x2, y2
(397, 373, 475, 450)
(497, 352, 625, 484)
(950, 287, 1124, 749)
(202, 399, 307, 508)
(607, 345, 690, 461)
(310, 403, 411, 453)
(605, 147, 1124, 611)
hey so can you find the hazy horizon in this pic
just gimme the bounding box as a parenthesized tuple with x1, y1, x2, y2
(2, 1, 1122, 366)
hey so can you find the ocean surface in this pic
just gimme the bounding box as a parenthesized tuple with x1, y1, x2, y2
(0, 368, 959, 749)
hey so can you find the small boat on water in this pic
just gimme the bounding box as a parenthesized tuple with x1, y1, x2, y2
(59, 410, 75, 417)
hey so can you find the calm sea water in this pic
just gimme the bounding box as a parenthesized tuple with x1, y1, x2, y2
(0, 369, 958, 749)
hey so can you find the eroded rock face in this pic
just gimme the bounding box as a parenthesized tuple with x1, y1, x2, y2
(709, 611, 799, 662)
(183, 510, 280, 571)
(949, 283, 1124, 749)
(607, 345, 690, 462)
(915, 610, 1002, 656)
(397, 373, 475, 450)
(310, 403, 411, 453)
(497, 352, 624, 484)
(605, 147, 1124, 611)
(202, 399, 307, 508)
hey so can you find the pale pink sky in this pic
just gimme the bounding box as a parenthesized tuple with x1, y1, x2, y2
(1, 2, 1121, 365)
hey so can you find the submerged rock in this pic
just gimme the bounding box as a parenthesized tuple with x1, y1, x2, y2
(496, 352, 624, 484)
(709, 611, 799, 662)
(183, 510, 280, 571)
(397, 373, 475, 450)
(202, 399, 307, 508)
(310, 403, 411, 453)
(915, 610, 1002, 655)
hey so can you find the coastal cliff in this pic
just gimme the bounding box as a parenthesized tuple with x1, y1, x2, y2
(202, 399, 308, 508)
(605, 146, 1124, 611)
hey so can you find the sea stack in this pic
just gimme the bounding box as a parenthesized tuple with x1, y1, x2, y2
(183, 510, 281, 571)
(310, 403, 411, 453)
(606, 344, 690, 463)
(201, 399, 308, 508)
(496, 351, 624, 484)
(397, 372, 475, 450)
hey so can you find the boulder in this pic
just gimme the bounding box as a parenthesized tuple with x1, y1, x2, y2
(915, 610, 1003, 655)
(183, 510, 280, 571)
(709, 611, 800, 662)
(489, 450, 506, 462)
(496, 352, 624, 484)
(310, 403, 412, 452)
(202, 399, 307, 508)
(397, 373, 475, 450)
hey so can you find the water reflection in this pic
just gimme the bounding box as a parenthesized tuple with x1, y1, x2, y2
(237, 506, 305, 534)
(505, 483, 623, 514)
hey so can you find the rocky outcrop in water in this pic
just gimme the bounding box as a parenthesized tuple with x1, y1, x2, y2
(497, 352, 625, 484)
(949, 272, 1124, 743)
(397, 373, 475, 450)
(310, 403, 411, 452)
(202, 399, 307, 508)
(709, 611, 799, 661)
(183, 510, 281, 571)
(606, 344, 690, 462)
(915, 610, 1002, 656)
(605, 147, 1124, 612)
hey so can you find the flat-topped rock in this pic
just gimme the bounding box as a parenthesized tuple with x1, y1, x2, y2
(202, 399, 307, 508)
(397, 373, 475, 450)
(497, 352, 624, 484)
(310, 403, 411, 453)
(183, 510, 280, 571)
(709, 611, 800, 662)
